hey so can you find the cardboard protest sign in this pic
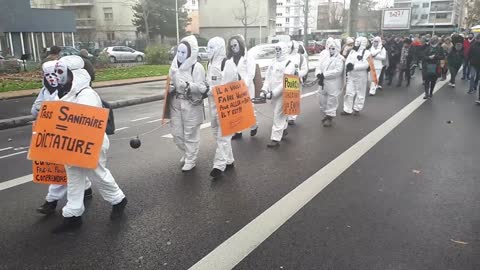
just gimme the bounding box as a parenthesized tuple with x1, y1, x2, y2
(28, 101, 109, 169)
(212, 80, 256, 137)
(283, 74, 301, 116)
(368, 56, 378, 85)
(32, 161, 67, 185)
(162, 76, 172, 124)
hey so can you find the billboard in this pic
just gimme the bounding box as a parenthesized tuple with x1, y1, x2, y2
(382, 8, 411, 30)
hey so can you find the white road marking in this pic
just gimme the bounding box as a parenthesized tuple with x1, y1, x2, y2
(189, 78, 449, 270)
(161, 91, 316, 139)
(114, 127, 129, 132)
(0, 147, 13, 152)
(130, 117, 151, 122)
(0, 151, 28, 160)
(0, 174, 33, 191)
(147, 118, 163, 123)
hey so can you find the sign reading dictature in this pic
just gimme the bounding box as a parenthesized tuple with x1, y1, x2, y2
(212, 80, 256, 137)
(28, 101, 109, 169)
(32, 161, 67, 185)
(283, 74, 301, 116)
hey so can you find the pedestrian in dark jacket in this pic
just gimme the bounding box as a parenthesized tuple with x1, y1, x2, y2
(463, 33, 475, 80)
(80, 49, 95, 84)
(447, 42, 464, 87)
(422, 36, 445, 99)
(468, 35, 480, 96)
(397, 39, 414, 87)
(386, 37, 403, 85)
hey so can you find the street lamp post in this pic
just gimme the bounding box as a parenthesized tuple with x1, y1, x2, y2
(304, 0, 309, 46)
(175, 0, 180, 44)
(432, 6, 438, 35)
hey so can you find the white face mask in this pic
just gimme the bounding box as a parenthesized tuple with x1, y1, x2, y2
(275, 46, 282, 59)
(207, 44, 216, 60)
(177, 44, 188, 64)
(54, 62, 69, 86)
(230, 39, 240, 54)
(373, 41, 379, 47)
(329, 46, 336, 56)
(44, 71, 58, 88)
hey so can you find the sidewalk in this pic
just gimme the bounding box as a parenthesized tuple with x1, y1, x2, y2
(0, 76, 167, 100)
(0, 76, 168, 130)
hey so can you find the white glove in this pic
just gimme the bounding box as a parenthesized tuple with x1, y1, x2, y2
(176, 79, 188, 94)
(266, 91, 273, 100)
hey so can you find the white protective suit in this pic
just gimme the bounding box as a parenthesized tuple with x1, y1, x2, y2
(33, 60, 92, 203)
(226, 35, 258, 132)
(58, 56, 125, 218)
(206, 37, 238, 171)
(316, 38, 335, 72)
(287, 40, 309, 122)
(262, 42, 296, 142)
(169, 35, 207, 168)
(343, 37, 371, 114)
(317, 39, 345, 117)
(368, 36, 387, 95)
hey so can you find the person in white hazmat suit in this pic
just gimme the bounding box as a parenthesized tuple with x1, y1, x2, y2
(342, 36, 371, 115)
(286, 40, 309, 125)
(205, 37, 239, 178)
(316, 39, 345, 127)
(368, 36, 387, 96)
(342, 37, 355, 58)
(51, 56, 127, 233)
(33, 60, 93, 215)
(168, 35, 208, 172)
(227, 35, 258, 140)
(261, 42, 297, 148)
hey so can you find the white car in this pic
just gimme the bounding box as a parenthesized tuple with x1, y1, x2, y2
(248, 43, 309, 80)
(103, 46, 145, 63)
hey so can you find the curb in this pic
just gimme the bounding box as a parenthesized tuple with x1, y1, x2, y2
(0, 94, 165, 130)
(0, 77, 167, 100)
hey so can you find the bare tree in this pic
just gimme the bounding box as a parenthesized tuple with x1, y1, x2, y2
(234, 0, 259, 43)
(464, 0, 480, 28)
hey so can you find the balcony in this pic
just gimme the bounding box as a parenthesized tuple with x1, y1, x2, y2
(58, 0, 94, 7)
(76, 18, 96, 29)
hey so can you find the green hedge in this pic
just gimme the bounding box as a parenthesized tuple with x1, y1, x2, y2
(145, 45, 170, 65)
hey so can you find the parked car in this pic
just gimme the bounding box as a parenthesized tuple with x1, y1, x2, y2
(0, 55, 24, 73)
(103, 46, 145, 63)
(306, 40, 323, 55)
(249, 43, 310, 80)
(197, 46, 209, 62)
(59, 46, 94, 59)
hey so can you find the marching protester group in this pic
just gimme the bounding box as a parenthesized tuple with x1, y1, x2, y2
(31, 31, 480, 233)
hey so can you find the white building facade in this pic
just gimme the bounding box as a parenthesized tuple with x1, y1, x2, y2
(275, 0, 321, 36)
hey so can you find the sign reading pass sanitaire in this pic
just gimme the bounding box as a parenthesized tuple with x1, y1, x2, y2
(28, 101, 109, 169)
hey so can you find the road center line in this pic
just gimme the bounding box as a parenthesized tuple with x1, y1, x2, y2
(114, 127, 129, 132)
(147, 119, 162, 123)
(0, 174, 33, 191)
(0, 147, 13, 152)
(0, 151, 28, 160)
(130, 117, 151, 122)
(189, 78, 449, 270)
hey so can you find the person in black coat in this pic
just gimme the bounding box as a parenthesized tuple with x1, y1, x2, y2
(397, 39, 414, 87)
(422, 36, 445, 99)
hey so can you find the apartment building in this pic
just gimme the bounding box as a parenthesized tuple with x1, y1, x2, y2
(393, 0, 463, 33)
(275, 0, 321, 36)
(199, 0, 276, 47)
(30, 0, 137, 46)
(185, 0, 199, 34)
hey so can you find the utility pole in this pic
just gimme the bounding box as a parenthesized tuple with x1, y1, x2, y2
(175, 0, 180, 44)
(304, 0, 309, 45)
(432, 6, 437, 35)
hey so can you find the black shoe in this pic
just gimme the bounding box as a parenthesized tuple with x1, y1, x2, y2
(232, 132, 242, 140)
(283, 129, 288, 137)
(37, 200, 57, 215)
(287, 120, 295, 126)
(387, 81, 392, 86)
(406, 82, 410, 87)
(353, 110, 360, 116)
(323, 117, 333, 127)
(226, 163, 235, 170)
(210, 168, 223, 178)
(341, 111, 352, 116)
(423, 95, 429, 99)
(321, 116, 328, 123)
(250, 128, 258, 137)
(110, 197, 128, 220)
(461, 77, 465, 80)
(51, 216, 82, 234)
(84, 188, 93, 200)
(396, 83, 401, 87)
(267, 140, 280, 148)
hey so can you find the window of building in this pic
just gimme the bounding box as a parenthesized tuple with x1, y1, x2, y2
(412, 4, 419, 8)
(412, 14, 419, 19)
(276, 23, 282, 27)
(107, 31, 115, 41)
(422, 2, 429, 8)
(286, 7, 290, 13)
(104, 7, 113, 21)
(421, 14, 428, 19)
(286, 18, 290, 23)
(277, 2, 283, 5)
(287, 0, 290, 3)
(436, 13, 448, 19)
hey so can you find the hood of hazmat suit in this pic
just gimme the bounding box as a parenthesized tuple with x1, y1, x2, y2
(369, 36, 386, 69)
(226, 34, 256, 98)
(32, 61, 60, 117)
(262, 42, 296, 99)
(288, 40, 308, 78)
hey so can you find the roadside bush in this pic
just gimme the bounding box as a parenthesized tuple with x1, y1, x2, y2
(145, 45, 170, 65)
(96, 52, 110, 68)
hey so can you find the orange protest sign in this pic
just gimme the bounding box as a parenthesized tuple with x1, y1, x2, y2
(32, 161, 67, 185)
(28, 101, 109, 169)
(368, 56, 378, 85)
(162, 76, 172, 124)
(283, 74, 301, 116)
(212, 80, 256, 137)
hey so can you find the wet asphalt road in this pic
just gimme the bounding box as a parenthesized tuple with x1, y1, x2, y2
(0, 75, 479, 270)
